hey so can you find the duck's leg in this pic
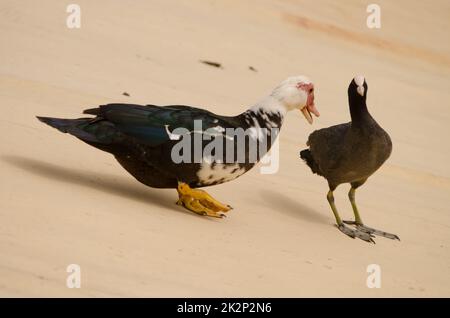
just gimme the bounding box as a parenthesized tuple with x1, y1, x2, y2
(327, 187, 375, 243)
(176, 182, 232, 218)
(343, 183, 400, 241)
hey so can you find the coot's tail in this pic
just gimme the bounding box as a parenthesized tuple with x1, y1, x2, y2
(300, 149, 322, 176)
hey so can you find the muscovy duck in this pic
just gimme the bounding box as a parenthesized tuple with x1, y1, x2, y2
(300, 76, 399, 243)
(38, 76, 319, 217)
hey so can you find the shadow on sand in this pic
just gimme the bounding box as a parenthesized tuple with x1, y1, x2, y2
(259, 189, 330, 225)
(1, 155, 187, 214)
(1, 155, 331, 223)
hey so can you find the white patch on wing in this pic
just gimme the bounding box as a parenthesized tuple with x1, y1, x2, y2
(247, 117, 266, 141)
(197, 163, 246, 185)
(164, 125, 181, 140)
(190, 125, 233, 140)
(211, 125, 225, 133)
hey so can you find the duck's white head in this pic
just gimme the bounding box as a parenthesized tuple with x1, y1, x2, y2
(270, 75, 320, 124)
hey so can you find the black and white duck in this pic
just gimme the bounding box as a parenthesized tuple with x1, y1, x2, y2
(38, 76, 319, 217)
(300, 76, 399, 243)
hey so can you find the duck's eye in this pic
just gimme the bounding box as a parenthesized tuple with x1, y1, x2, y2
(309, 88, 314, 93)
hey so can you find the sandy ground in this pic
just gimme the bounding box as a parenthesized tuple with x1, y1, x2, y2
(0, 0, 449, 297)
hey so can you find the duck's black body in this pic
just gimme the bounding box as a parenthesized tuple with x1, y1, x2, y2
(300, 80, 392, 189)
(38, 103, 282, 189)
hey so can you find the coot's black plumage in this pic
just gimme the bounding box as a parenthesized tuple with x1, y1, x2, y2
(38, 76, 319, 217)
(300, 76, 399, 243)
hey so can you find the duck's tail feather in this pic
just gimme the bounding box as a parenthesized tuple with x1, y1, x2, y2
(36, 116, 102, 143)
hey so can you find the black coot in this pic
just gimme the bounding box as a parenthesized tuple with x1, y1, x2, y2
(300, 76, 399, 243)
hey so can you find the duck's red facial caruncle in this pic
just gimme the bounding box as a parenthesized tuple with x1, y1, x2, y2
(297, 82, 320, 124)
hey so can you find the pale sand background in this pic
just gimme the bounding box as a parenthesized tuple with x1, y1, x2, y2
(0, 0, 449, 297)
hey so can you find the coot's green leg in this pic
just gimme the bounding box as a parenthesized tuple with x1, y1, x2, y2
(327, 187, 375, 243)
(343, 183, 400, 241)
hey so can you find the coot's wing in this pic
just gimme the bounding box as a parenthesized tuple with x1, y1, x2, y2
(307, 122, 351, 175)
